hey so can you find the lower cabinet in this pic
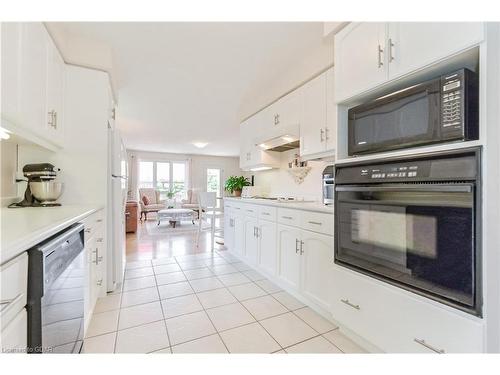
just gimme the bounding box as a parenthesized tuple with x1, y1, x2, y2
(277, 224, 302, 291)
(257, 219, 277, 276)
(243, 217, 259, 266)
(233, 214, 245, 257)
(300, 231, 334, 310)
(277, 224, 333, 311)
(331, 265, 484, 353)
(0, 308, 27, 353)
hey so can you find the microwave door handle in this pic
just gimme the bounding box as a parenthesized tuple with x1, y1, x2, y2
(335, 185, 472, 193)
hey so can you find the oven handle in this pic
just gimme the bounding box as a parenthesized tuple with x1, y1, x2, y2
(335, 184, 472, 193)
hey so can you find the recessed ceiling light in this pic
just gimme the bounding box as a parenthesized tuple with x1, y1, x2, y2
(193, 142, 208, 149)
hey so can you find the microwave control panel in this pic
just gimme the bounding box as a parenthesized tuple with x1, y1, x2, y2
(441, 72, 464, 129)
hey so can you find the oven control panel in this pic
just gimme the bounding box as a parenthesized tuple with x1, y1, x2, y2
(361, 164, 421, 180)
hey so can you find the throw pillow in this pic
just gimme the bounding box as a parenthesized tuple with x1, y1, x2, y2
(142, 195, 150, 206)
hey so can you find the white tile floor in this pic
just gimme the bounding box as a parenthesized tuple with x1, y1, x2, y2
(84, 250, 368, 354)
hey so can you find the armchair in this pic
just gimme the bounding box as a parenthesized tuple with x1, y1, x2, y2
(138, 188, 166, 221)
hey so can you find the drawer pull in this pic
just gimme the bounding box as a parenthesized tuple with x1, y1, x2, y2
(307, 221, 322, 226)
(341, 298, 360, 310)
(84, 228, 91, 233)
(414, 339, 445, 354)
(282, 216, 293, 220)
(96, 219, 103, 223)
(96, 238, 104, 243)
(247, 209, 254, 213)
(262, 212, 271, 216)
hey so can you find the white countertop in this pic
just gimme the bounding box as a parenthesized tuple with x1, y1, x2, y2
(224, 197, 334, 214)
(1, 204, 102, 264)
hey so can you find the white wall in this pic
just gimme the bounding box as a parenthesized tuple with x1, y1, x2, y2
(127, 149, 243, 201)
(253, 149, 329, 202)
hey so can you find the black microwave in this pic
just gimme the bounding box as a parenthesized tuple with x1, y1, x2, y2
(348, 68, 479, 156)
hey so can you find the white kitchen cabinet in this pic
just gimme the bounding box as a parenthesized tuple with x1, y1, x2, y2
(335, 22, 387, 102)
(300, 231, 333, 310)
(233, 214, 245, 257)
(1, 22, 65, 148)
(335, 22, 485, 102)
(0, 308, 27, 353)
(1, 23, 22, 125)
(224, 207, 235, 252)
(277, 224, 301, 291)
(243, 216, 259, 265)
(300, 71, 327, 157)
(325, 67, 337, 152)
(387, 22, 484, 80)
(19, 22, 48, 138)
(257, 219, 277, 276)
(45, 33, 65, 145)
(267, 89, 301, 130)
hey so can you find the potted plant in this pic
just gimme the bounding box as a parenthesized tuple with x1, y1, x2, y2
(165, 186, 182, 208)
(224, 176, 250, 197)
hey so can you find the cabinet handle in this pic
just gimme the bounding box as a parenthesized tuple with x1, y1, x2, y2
(274, 114, 280, 125)
(320, 128, 325, 142)
(97, 279, 103, 286)
(53, 111, 58, 129)
(255, 227, 260, 238)
(282, 216, 293, 220)
(96, 219, 103, 223)
(247, 209, 254, 213)
(262, 212, 271, 216)
(96, 238, 104, 243)
(414, 339, 445, 354)
(85, 228, 91, 233)
(341, 298, 360, 310)
(388, 38, 395, 62)
(307, 221, 322, 226)
(300, 240, 304, 255)
(93, 248, 99, 264)
(295, 238, 300, 254)
(325, 128, 330, 141)
(377, 44, 384, 68)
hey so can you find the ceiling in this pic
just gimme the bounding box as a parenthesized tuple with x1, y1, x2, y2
(50, 22, 329, 156)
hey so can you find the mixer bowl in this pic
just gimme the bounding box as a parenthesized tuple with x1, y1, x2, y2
(29, 181, 64, 204)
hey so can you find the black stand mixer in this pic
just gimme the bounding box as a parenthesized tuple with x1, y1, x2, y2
(9, 163, 62, 208)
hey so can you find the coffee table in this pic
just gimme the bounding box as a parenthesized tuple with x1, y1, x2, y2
(157, 208, 197, 228)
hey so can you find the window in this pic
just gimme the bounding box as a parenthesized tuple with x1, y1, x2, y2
(138, 160, 187, 200)
(206, 168, 222, 197)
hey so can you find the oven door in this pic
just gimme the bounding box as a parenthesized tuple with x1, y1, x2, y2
(348, 79, 441, 155)
(335, 183, 477, 313)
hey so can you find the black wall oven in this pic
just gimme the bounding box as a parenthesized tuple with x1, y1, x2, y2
(334, 148, 481, 316)
(348, 68, 479, 156)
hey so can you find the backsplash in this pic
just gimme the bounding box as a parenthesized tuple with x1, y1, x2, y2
(252, 149, 330, 202)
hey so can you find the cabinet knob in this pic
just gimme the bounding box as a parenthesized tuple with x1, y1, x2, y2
(377, 44, 384, 68)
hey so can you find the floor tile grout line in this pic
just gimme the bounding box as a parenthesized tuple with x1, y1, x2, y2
(152, 263, 173, 352)
(175, 256, 231, 353)
(220, 277, 285, 352)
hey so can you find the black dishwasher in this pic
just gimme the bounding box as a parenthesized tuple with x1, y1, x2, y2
(27, 223, 85, 353)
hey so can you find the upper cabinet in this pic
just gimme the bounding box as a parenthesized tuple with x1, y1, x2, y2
(335, 22, 484, 102)
(299, 67, 336, 159)
(335, 23, 387, 102)
(1, 22, 65, 148)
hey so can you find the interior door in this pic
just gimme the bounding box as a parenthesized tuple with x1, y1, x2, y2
(277, 224, 301, 291)
(258, 219, 277, 276)
(300, 230, 334, 310)
(387, 22, 484, 80)
(300, 71, 327, 157)
(335, 22, 387, 101)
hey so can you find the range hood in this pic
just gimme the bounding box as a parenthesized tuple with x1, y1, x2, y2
(254, 124, 300, 152)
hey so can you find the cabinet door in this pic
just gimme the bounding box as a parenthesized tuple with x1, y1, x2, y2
(387, 22, 484, 80)
(45, 35, 65, 145)
(19, 22, 48, 137)
(335, 22, 387, 101)
(95, 237, 105, 298)
(1, 23, 22, 125)
(277, 224, 301, 291)
(300, 231, 334, 310)
(273, 89, 301, 129)
(258, 219, 277, 276)
(325, 67, 337, 152)
(243, 217, 259, 265)
(300, 71, 327, 157)
(233, 215, 245, 257)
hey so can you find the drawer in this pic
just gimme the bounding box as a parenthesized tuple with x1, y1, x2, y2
(301, 211, 334, 236)
(241, 203, 258, 218)
(82, 210, 104, 243)
(277, 208, 301, 226)
(1, 252, 28, 329)
(258, 205, 277, 221)
(331, 265, 484, 353)
(1, 308, 27, 353)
